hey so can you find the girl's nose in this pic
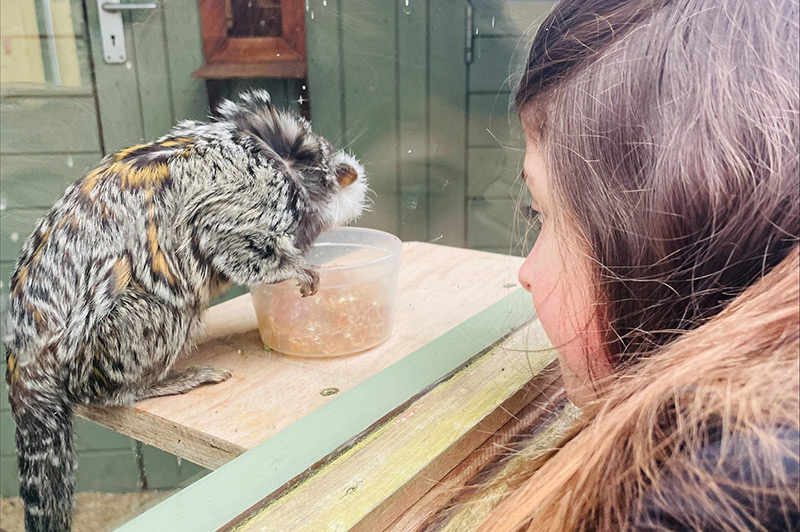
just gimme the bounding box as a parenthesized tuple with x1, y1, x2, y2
(518, 258, 533, 293)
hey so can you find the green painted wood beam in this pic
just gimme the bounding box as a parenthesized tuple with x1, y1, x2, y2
(116, 288, 533, 532)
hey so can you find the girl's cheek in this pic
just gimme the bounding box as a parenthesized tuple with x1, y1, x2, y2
(519, 229, 608, 404)
(520, 229, 564, 346)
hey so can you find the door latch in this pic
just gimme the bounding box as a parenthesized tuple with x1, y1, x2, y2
(97, 1, 157, 64)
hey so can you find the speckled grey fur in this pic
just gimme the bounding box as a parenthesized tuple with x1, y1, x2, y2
(4, 90, 368, 532)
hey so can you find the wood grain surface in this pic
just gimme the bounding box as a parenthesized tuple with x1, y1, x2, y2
(78, 243, 525, 469)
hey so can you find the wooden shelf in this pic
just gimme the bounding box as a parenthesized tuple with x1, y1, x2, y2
(192, 61, 307, 80)
(77, 243, 528, 469)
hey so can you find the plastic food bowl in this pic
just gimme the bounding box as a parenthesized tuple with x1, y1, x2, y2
(250, 227, 402, 357)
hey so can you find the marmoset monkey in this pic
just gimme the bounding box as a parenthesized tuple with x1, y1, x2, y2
(5, 90, 368, 532)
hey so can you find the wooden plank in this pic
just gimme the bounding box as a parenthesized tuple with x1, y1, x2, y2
(0, 97, 101, 154)
(113, 262, 533, 532)
(474, 246, 526, 258)
(472, 0, 555, 37)
(467, 146, 524, 198)
(0, 153, 99, 209)
(163, 0, 209, 122)
(0, 209, 43, 262)
(0, 86, 93, 98)
(428, 1, 467, 246)
(468, 197, 535, 254)
(209, 78, 294, 111)
(132, 5, 174, 139)
(431, 402, 581, 532)
(470, 37, 526, 93)
(192, 62, 307, 79)
(397, 0, 429, 242)
(234, 321, 558, 531)
(468, 93, 522, 148)
(79, 243, 525, 467)
(341, 0, 399, 235)
(84, 0, 144, 152)
(305, 0, 344, 144)
(386, 384, 567, 532)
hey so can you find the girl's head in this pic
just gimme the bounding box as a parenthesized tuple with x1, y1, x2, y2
(515, 0, 800, 402)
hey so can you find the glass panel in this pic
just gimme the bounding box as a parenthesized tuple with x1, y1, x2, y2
(0, 0, 91, 92)
(226, 0, 283, 38)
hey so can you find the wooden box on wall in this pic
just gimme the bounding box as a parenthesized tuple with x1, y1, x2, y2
(193, 0, 307, 79)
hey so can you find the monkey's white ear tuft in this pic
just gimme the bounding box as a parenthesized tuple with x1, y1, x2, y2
(239, 90, 272, 106)
(216, 99, 243, 119)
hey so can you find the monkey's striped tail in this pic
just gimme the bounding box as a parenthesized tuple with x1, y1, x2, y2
(7, 353, 76, 532)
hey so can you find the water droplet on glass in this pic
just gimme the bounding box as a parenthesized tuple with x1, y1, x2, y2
(404, 0, 409, 6)
(10, 232, 19, 242)
(430, 234, 444, 243)
(406, 197, 418, 210)
(125, 61, 133, 70)
(305, 0, 309, 11)
(302, 84, 307, 90)
(322, 0, 327, 6)
(407, 149, 412, 154)
(260, 19, 266, 27)
(475, 28, 479, 35)
(67, 155, 74, 168)
(176, 456, 183, 467)
(311, 11, 315, 19)
(276, 53, 281, 57)
(0, 193, 6, 211)
(491, 16, 495, 27)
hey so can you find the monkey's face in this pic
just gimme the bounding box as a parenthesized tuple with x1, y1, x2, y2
(290, 136, 369, 250)
(220, 90, 369, 246)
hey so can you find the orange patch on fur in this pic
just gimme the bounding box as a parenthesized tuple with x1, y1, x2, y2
(81, 167, 105, 196)
(147, 223, 174, 284)
(112, 161, 170, 190)
(31, 228, 51, 264)
(111, 257, 131, 294)
(6, 353, 18, 382)
(114, 143, 150, 161)
(11, 266, 28, 296)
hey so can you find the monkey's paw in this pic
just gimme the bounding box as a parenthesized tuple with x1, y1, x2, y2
(193, 366, 232, 384)
(298, 267, 320, 297)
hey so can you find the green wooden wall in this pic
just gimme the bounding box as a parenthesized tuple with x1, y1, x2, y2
(0, 0, 555, 499)
(0, 0, 211, 497)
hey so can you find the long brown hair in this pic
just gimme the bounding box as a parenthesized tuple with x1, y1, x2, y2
(472, 0, 799, 529)
(518, 0, 799, 369)
(481, 247, 799, 531)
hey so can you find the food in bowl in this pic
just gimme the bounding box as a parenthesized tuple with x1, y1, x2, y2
(250, 227, 402, 357)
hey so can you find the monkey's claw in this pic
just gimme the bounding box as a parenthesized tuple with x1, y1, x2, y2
(298, 267, 320, 297)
